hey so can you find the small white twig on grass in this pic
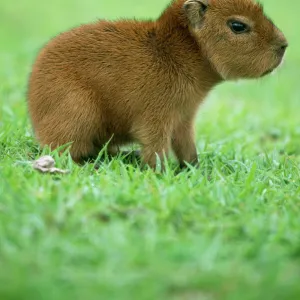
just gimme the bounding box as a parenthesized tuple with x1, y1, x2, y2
(32, 156, 69, 174)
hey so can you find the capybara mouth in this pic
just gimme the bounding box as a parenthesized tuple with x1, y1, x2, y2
(261, 68, 274, 77)
(261, 58, 284, 77)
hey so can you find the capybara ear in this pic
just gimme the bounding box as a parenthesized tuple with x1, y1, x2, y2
(183, 0, 209, 28)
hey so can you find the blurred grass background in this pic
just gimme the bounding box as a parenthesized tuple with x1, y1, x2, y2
(0, 1, 300, 300)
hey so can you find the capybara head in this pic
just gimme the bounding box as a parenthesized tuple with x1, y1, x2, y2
(183, 0, 288, 79)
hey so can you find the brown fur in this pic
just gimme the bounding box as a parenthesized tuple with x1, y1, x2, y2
(27, 0, 287, 169)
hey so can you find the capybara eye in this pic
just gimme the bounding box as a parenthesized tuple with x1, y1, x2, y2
(228, 21, 249, 34)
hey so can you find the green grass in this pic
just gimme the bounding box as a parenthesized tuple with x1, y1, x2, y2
(1, 0, 300, 299)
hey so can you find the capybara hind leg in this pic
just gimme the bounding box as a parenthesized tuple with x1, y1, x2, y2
(37, 132, 101, 164)
(70, 141, 101, 164)
(33, 86, 104, 164)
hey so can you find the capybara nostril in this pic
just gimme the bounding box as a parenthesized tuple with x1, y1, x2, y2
(281, 43, 288, 51)
(277, 42, 288, 57)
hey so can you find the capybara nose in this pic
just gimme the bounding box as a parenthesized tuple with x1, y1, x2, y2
(277, 41, 288, 57)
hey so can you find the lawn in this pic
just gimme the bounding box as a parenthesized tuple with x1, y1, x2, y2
(1, 0, 300, 299)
